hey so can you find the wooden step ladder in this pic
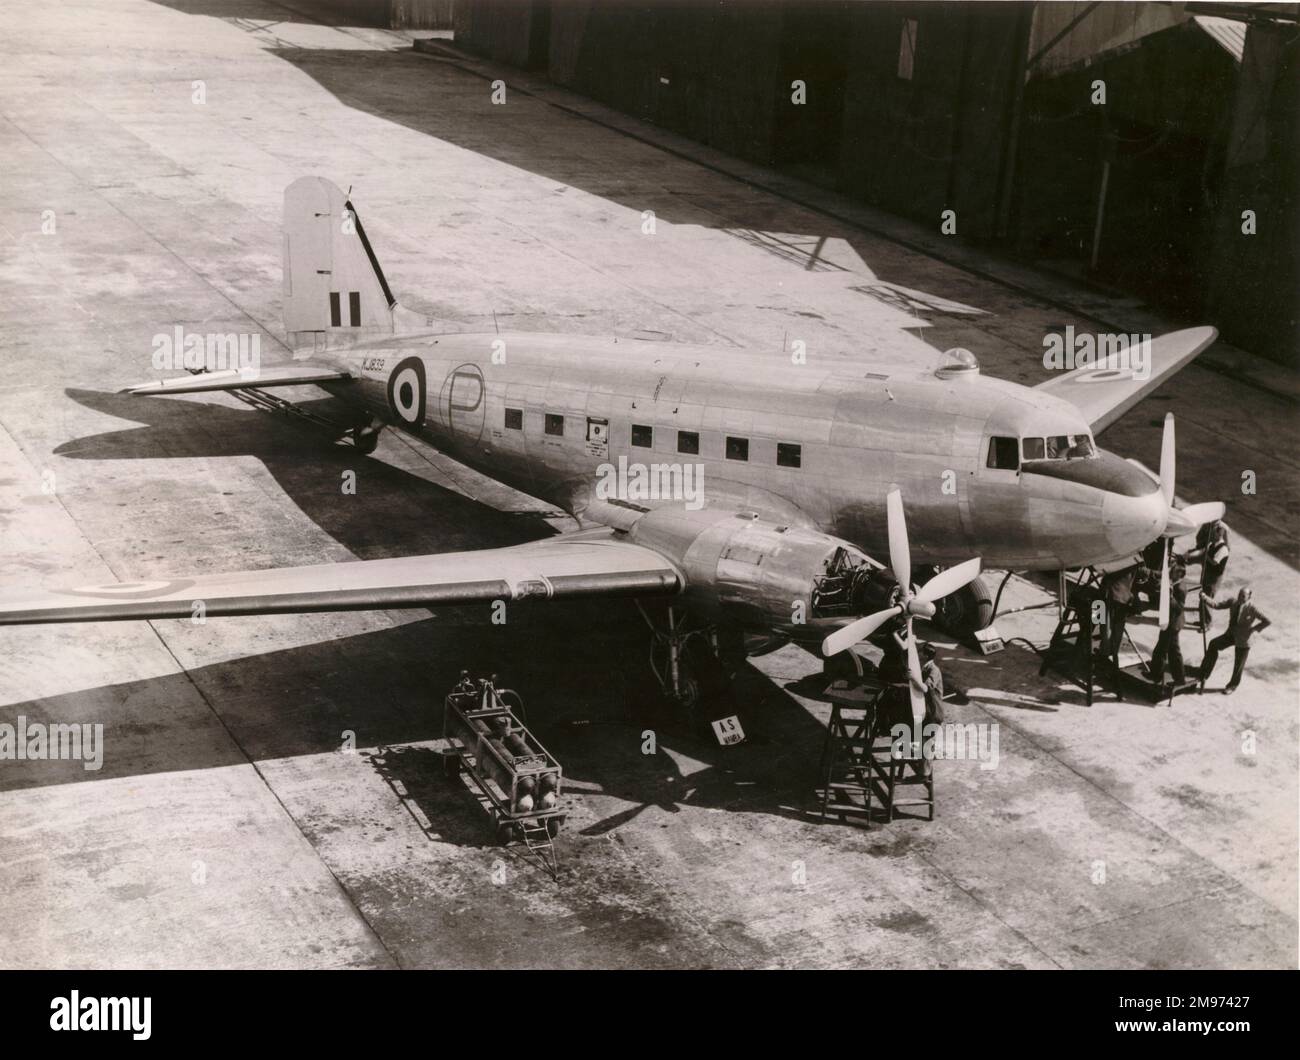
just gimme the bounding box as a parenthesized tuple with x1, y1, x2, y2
(815, 686, 935, 826)
(1039, 580, 1102, 706)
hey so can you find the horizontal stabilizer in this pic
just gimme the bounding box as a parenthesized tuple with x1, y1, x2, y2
(121, 363, 350, 395)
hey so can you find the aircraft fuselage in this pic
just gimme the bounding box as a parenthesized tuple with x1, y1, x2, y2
(318, 331, 1165, 572)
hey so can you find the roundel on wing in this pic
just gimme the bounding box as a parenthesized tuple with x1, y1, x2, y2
(1074, 367, 1134, 384)
(387, 356, 427, 430)
(62, 579, 195, 600)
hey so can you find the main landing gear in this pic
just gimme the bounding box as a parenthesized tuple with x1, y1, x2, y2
(350, 415, 384, 455)
(184, 366, 387, 455)
(927, 569, 994, 638)
(636, 603, 741, 719)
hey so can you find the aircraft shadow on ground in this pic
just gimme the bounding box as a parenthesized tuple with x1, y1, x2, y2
(1, 610, 833, 838)
(57, 388, 555, 559)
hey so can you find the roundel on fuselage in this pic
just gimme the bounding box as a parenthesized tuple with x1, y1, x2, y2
(387, 356, 427, 430)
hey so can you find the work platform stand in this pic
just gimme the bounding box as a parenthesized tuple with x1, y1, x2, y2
(814, 681, 935, 827)
(1039, 572, 1104, 706)
(1040, 570, 1198, 706)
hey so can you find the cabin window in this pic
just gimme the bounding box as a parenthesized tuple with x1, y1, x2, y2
(329, 292, 341, 328)
(1022, 437, 1045, 461)
(987, 436, 1018, 470)
(545, 413, 564, 437)
(348, 292, 361, 327)
(777, 442, 802, 468)
(677, 430, 699, 455)
(726, 436, 749, 462)
(504, 407, 522, 430)
(631, 424, 653, 448)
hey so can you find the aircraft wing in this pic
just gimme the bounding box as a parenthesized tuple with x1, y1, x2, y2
(0, 530, 680, 625)
(1035, 326, 1217, 433)
(121, 362, 350, 395)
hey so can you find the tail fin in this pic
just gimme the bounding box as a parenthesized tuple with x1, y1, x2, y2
(283, 177, 401, 345)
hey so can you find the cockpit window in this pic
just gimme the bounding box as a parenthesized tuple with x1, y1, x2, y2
(987, 436, 1019, 470)
(1023, 433, 1095, 461)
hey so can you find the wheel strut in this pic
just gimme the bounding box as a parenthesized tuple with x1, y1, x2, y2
(637, 603, 708, 710)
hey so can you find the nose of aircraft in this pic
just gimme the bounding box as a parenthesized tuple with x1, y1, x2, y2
(1102, 486, 1168, 555)
(1019, 449, 1170, 560)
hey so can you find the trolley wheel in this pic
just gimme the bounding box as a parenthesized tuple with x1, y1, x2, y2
(495, 822, 516, 845)
(441, 752, 462, 777)
(545, 817, 562, 838)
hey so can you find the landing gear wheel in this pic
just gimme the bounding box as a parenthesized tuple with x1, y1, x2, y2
(351, 422, 382, 455)
(933, 575, 993, 637)
(822, 649, 864, 683)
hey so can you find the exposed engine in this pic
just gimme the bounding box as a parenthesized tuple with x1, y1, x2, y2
(627, 507, 896, 638)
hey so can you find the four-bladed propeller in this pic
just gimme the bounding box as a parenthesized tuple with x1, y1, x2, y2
(1153, 413, 1225, 629)
(821, 489, 981, 723)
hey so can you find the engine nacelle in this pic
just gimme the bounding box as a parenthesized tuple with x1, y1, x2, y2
(627, 507, 895, 636)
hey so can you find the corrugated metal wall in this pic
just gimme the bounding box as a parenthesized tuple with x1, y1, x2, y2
(448, 0, 1297, 362)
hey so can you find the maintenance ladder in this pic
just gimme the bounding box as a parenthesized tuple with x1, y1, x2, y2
(1040, 580, 1102, 706)
(815, 684, 935, 826)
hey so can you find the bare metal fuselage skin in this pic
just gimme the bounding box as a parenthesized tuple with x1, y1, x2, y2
(316, 331, 1164, 572)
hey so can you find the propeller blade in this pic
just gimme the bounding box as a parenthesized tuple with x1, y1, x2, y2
(1178, 501, 1225, 527)
(906, 626, 926, 727)
(915, 557, 982, 604)
(821, 607, 898, 658)
(886, 488, 911, 596)
(1159, 413, 1176, 507)
(1158, 540, 1171, 630)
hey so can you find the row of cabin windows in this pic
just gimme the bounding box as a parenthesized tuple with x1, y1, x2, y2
(503, 409, 801, 468)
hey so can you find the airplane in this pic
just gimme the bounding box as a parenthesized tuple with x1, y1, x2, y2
(0, 177, 1224, 728)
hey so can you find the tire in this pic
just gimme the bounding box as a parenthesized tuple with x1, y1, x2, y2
(352, 425, 381, 455)
(935, 575, 994, 636)
(821, 649, 864, 682)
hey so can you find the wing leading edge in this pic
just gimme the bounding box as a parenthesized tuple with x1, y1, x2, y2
(0, 531, 681, 625)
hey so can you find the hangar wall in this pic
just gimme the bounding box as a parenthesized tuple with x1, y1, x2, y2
(450, 1, 1297, 364)
(305, 0, 454, 29)
(542, 1, 786, 165)
(456, 0, 1027, 242)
